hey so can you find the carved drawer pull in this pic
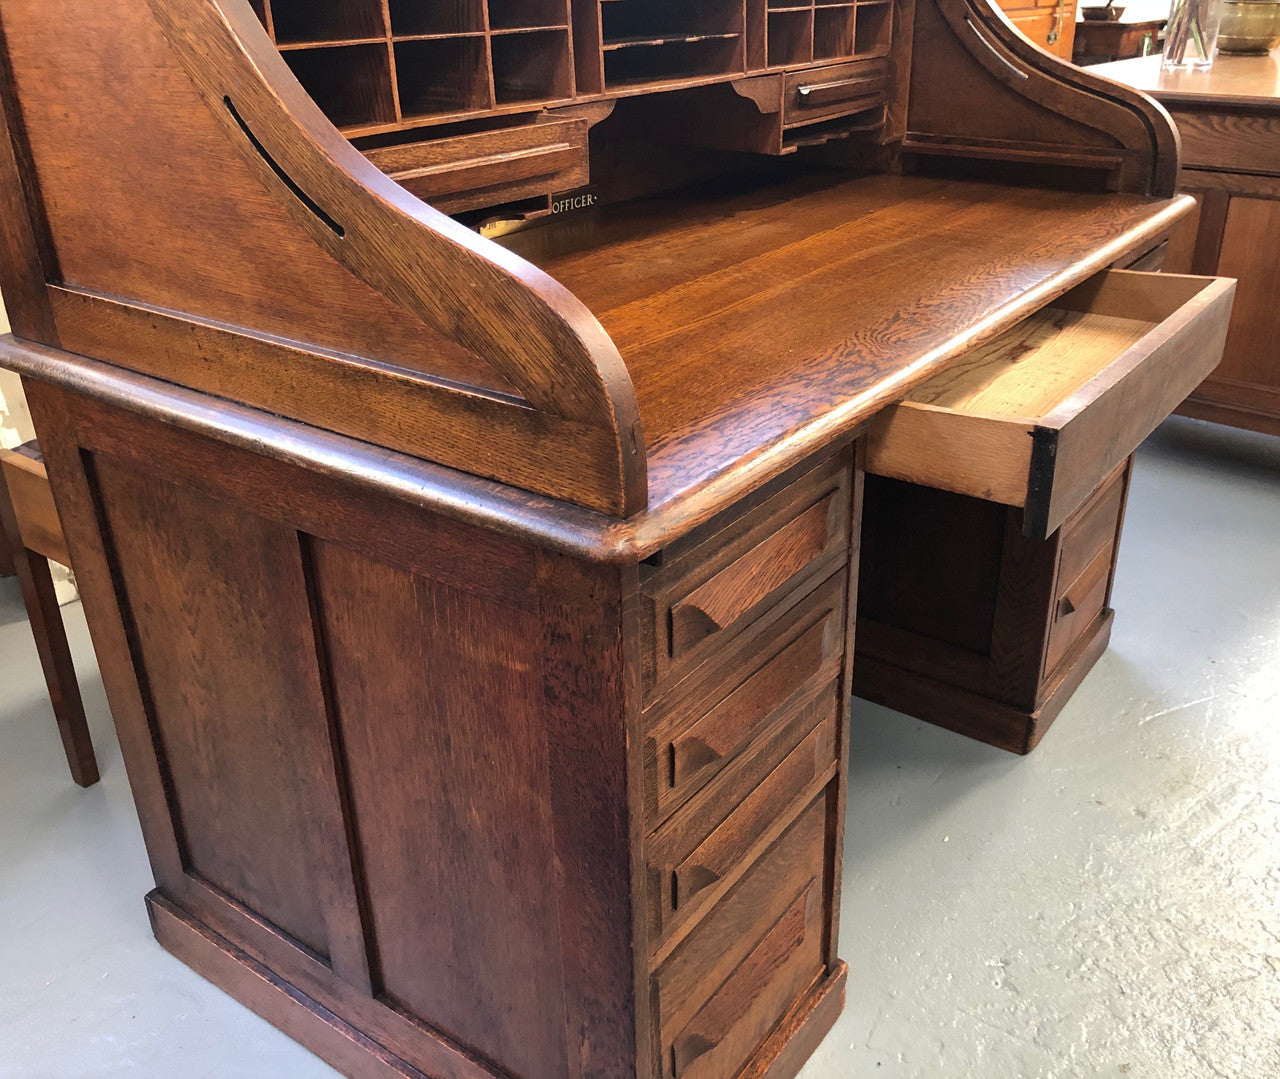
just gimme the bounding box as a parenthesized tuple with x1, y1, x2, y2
(673, 725, 832, 912)
(670, 885, 814, 1078)
(1056, 545, 1110, 623)
(669, 614, 835, 790)
(671, 495, 838, 653)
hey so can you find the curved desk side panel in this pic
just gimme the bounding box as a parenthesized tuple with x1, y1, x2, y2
(906, 0, 1181, 196)
(0, 0, 644, 516)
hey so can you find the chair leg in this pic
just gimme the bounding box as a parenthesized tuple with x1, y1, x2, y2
(0, 468, 99, 787)
(0, 526, 15, 577)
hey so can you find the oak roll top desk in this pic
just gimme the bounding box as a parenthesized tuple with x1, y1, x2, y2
(0, 2, 1234, 1078)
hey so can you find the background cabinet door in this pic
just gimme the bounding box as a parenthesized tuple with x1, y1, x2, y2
(1214, 197, 1280, 391)
(1172, 182, 1280, 434)
(996, 0, 1079, 59)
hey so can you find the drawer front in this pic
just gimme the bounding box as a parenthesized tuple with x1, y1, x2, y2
(644, 574, 847, 822)
(654, 795, 828, 1079)
(1170, 108, 1280, 175)
(867, 270, 1234, 541)
(1043, 462, 1127, 675)
(1055, 462, 1126, 593)
(784, 61, 889, 129)
(362, 118, 590, 215)
(642, 455, 851, 700)
(1045, 541, 1111, 676)
(647, 685, 839, 944)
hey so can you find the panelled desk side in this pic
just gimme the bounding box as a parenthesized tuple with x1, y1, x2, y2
(1096, 52, 1280, 436)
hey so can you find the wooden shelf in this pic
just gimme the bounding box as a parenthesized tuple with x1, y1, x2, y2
(271, 0, 387, 45)
(492, 29, 574, 105)
(768, 9, 813, 66)
(854, 3, 892, 57)
(282, 42, 397, 128)
(256, 0, 896, 132)
(395, 36, 492, 117)
(814, 7, 855, 60)
(276, 37, 388, 51)
(603, 32, 742, 50)
(388, 0, 486, 36)
(599, 0, 747, 87)
(604, 37, 745, 87)
(250, 0, 899, 212)
(489, 0, 570, 29)
(756, 0, 881, 68)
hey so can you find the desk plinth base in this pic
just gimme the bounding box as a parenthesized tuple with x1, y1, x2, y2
(148, 891, 847, 1079)
(1177, 393, 1280, 439)
(854, 612, 1114, 755)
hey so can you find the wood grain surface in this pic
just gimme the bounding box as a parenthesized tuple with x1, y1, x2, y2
(502, 173, 1193, 513)
(905, 308, 1154, 418)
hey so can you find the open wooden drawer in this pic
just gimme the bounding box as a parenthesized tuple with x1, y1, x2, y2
(865, 270, 1235, 540)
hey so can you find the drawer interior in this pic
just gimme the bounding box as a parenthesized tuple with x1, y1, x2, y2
(901, 271, 1215, 423)
(867, 269, 1234, 539)
(905, 307, 1156, 419)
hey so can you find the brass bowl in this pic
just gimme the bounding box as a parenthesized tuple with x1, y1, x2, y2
(1218, 0, 1280, 53)
(1081, 5, 1125, 19)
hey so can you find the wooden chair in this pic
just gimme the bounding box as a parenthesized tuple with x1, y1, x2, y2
(0, 440, 98, 787)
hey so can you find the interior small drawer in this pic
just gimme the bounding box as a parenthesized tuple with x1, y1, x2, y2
(362, 118, 590, 215)
(646, 683, 839, 947)
(783, 61, 889, 129)
(653, 795, 828, 1079)
(866, 270, 1235, 540)
(643, 573, 846, 823)
(640, 454, 851, 700)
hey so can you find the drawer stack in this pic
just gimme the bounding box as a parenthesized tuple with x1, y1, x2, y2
(636, 448, 855, 1079)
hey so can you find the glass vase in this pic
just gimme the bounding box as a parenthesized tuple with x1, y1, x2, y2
(1162, 0, 1226, 68)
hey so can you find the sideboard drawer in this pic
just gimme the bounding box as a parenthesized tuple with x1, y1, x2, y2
(643, 574, 846, 822)
(654, 795, 828, 1079)
(641, 454, 850, 700)
(866, 270, 1234, 540)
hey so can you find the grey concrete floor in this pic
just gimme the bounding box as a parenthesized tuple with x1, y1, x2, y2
(1, 415, 1277, 1079)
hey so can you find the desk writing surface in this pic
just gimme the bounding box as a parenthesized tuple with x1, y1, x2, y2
(501, 172, 1191, 514)
(1094, 51, 1280, 106)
